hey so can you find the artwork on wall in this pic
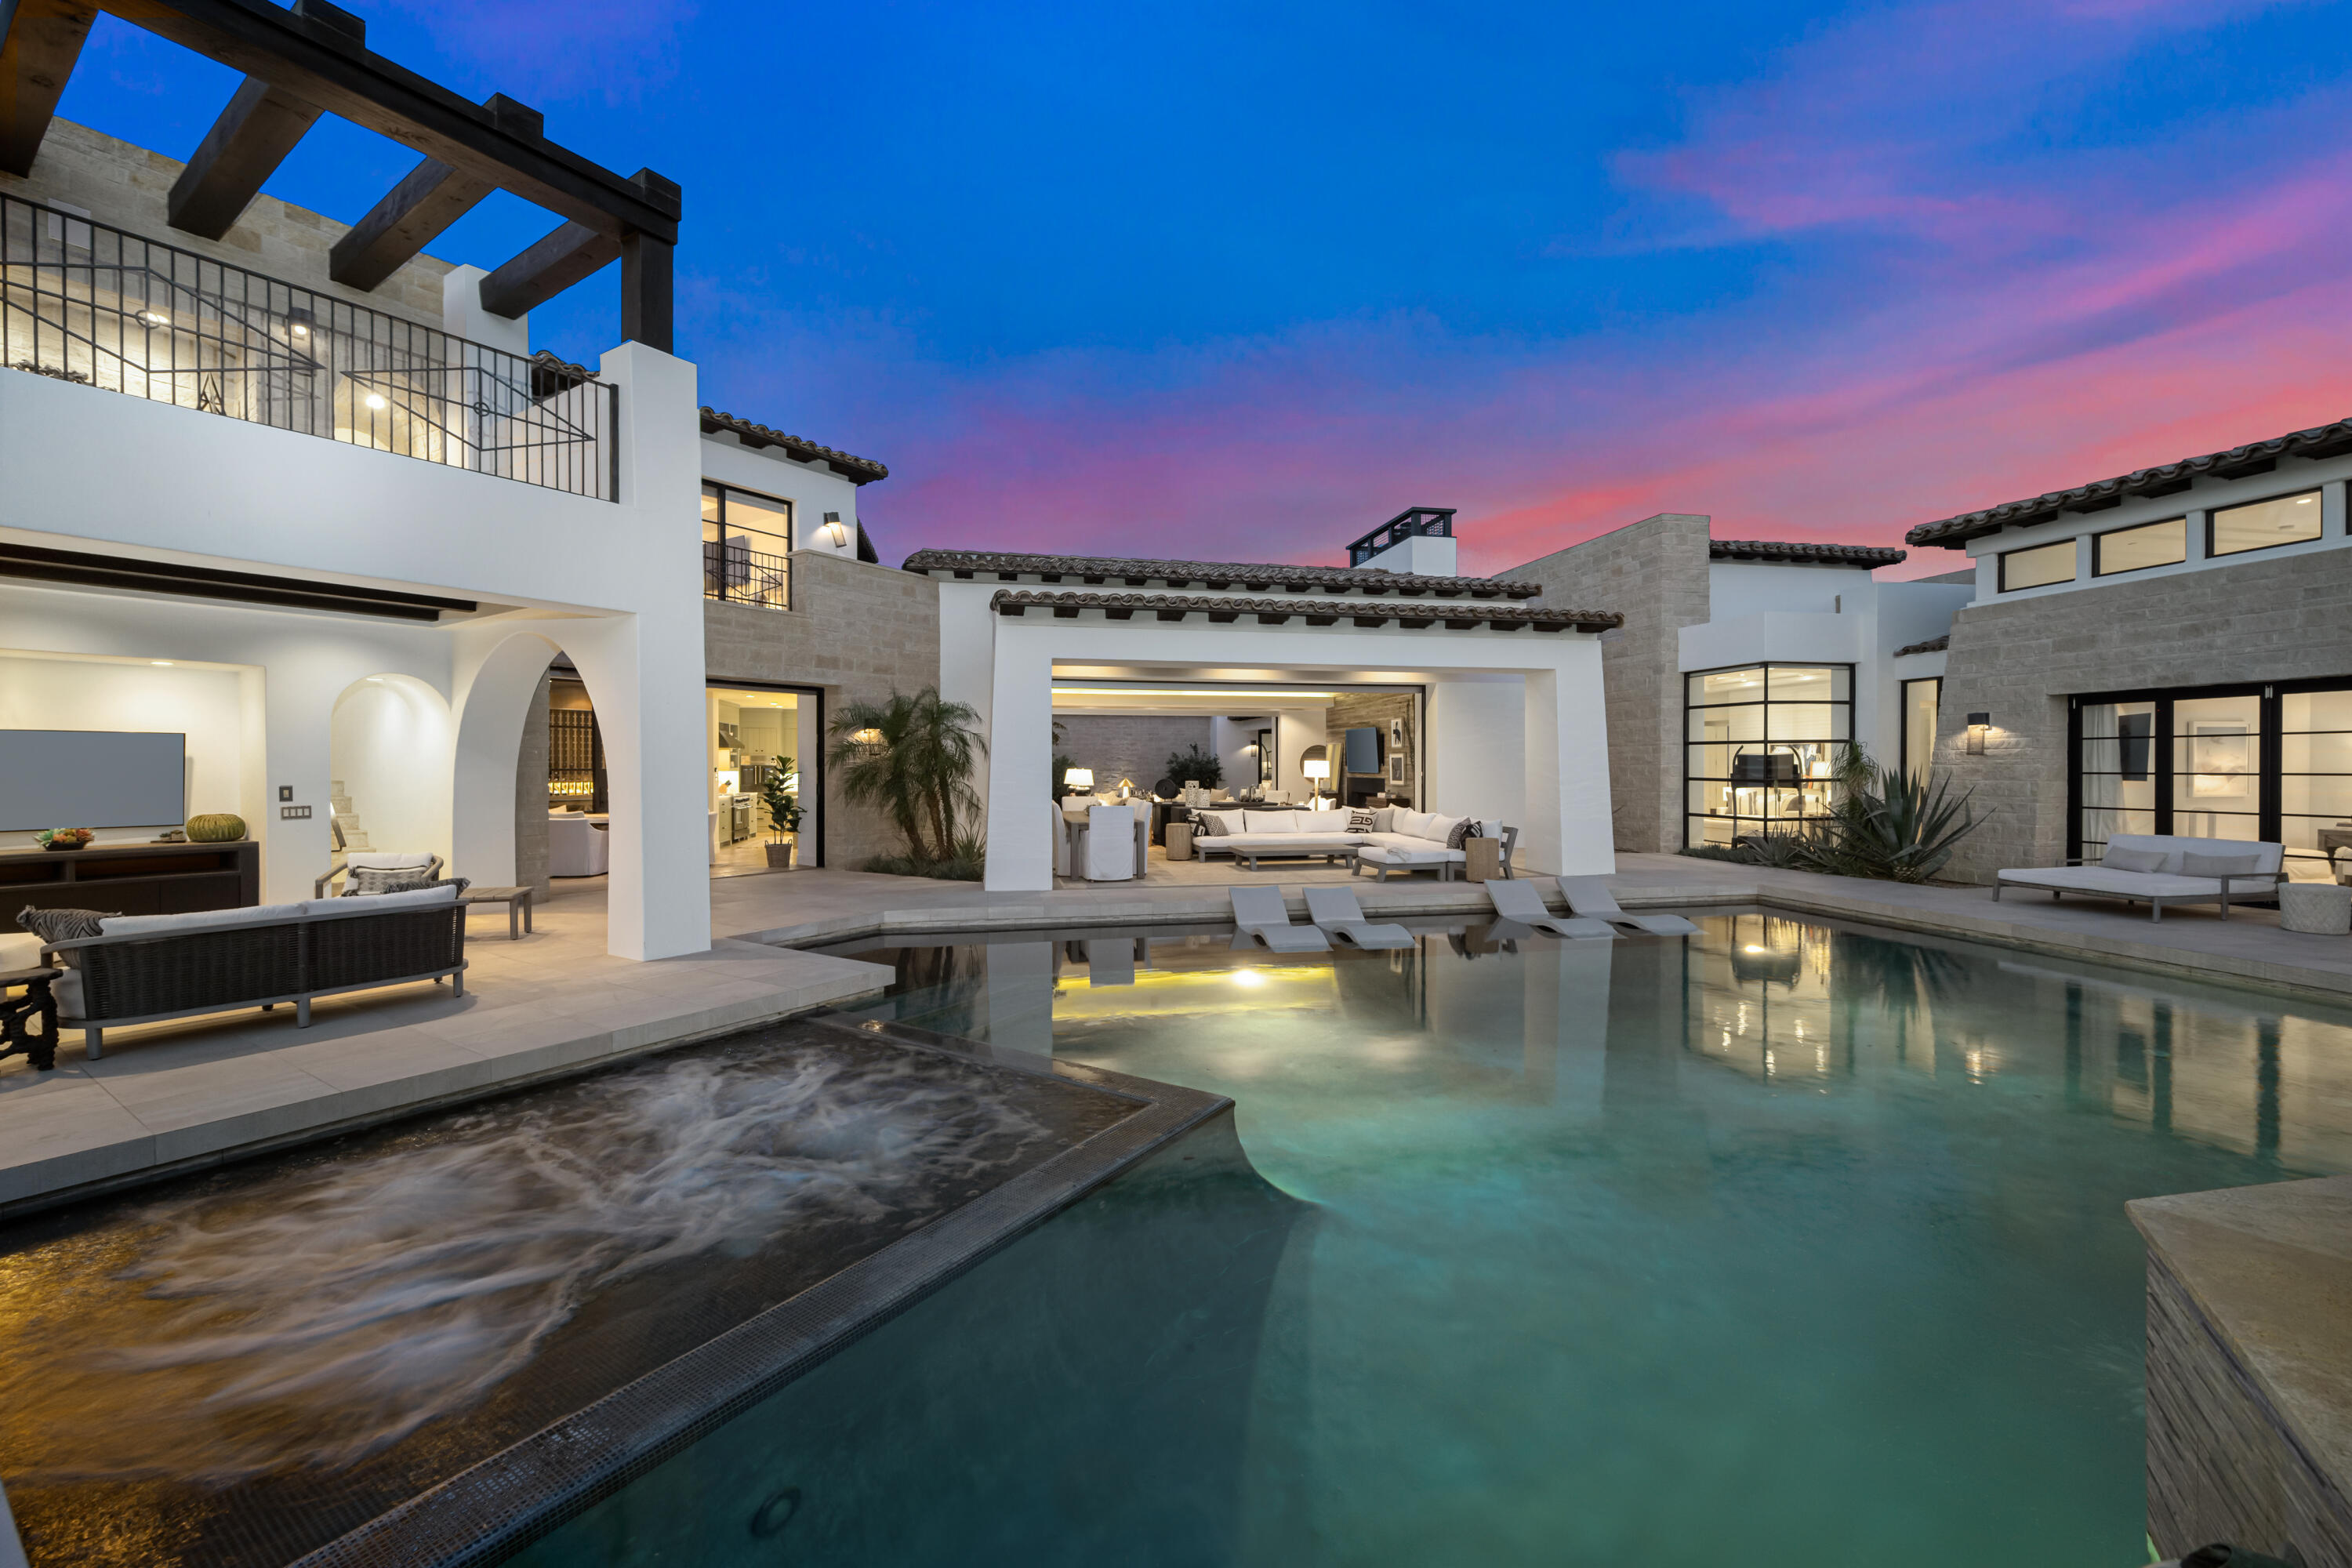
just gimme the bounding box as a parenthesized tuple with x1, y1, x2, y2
(1388, 755, 1409, 786)
(1256, 727, 1276, 788)
(2188, 721, 2251, 800)
(1388, 717, 1404, 747)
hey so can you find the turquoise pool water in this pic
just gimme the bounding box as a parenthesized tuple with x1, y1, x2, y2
(518, 912, 2352, 1567)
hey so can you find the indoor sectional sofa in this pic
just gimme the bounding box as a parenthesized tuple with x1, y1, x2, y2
(1194, 806, 1497, 877)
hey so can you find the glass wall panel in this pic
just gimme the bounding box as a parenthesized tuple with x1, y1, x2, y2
(2282, 688, 2352, 880)
(2210, 490, 2322, 557)
(1684, 663, 1852, 848)
(1999, 539, 2076, 591)
(2078, 701, 2158, 861)
(2094, 517, 2186, 575)
(702, 484, 794, 610)
(2172, 695, 2261, 840)
(1902, 678, 1940, 784)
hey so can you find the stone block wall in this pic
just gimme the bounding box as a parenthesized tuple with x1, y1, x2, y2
(1501, 514, 1712, 852)
(513, 672, 552, 897)
(1055, 716, 1211, 793)
(1932, 546, 2352, 883)
(705, 553, 942, 869)
(1, 120, 453, 326)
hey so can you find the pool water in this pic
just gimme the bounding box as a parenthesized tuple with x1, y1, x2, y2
(518, 912, 2352, 1568)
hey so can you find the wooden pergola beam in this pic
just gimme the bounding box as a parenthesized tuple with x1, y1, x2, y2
(328, 93, 534, 289)
(477, 219, 620, 320)
(95, 0, 678, 241)
(0, 0, 99, 177)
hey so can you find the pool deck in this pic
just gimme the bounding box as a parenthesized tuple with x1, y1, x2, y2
(5, 853, 2350, 1217)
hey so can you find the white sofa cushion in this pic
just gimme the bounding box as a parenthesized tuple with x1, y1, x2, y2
(1200, 809, 1246, 837)
(1998, 867, 2233, 897)
(1244, 810, 1301, 834)
(0, 931, 44, 970)
(299, 886, 461, 918)
(102, 902, 307, 938)
(345, 851, 437, 871)
(1214, 832, 1358, 851)
(2100, 833, 2282, 876)
(1359, 843, 1462, 864)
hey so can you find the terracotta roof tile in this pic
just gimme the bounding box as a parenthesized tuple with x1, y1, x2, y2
(904, 549, 1542, 597)
(1907, 416, 2352, 547)
(1710, 539, 1907, 566)
(699, 408, 889, 485)
(1893, 634, 1950, 657)
(988, 589, 1618, 632)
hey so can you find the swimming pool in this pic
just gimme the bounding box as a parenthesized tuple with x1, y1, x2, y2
(517, 910, 2352, 1567)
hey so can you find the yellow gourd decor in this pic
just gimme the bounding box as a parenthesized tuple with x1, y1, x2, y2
(185, 814, 247, 842)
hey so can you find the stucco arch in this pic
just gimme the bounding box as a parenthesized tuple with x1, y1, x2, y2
(452, 631, 562, 892)
(329, 673, 455, 866)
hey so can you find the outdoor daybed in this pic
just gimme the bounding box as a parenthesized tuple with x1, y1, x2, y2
(29, 885, 470, 1058)
(1994, 833, 2285, 922)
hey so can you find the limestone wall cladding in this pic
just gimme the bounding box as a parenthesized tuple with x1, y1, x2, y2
(1055, 716, 1210, 792)
(1501, 514, 1711, 852)
(1, 121, 453, 325)
(704, 554, 942, 868)
(1933, 545, 2352, 884)
(513, 672, 552, 897)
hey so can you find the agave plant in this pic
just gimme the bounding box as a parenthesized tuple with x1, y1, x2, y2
(1804, 742, 1984, 884)
(827, 687, 987, 866)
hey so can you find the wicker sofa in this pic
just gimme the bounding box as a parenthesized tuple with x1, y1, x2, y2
(33, 885, 469, 1058)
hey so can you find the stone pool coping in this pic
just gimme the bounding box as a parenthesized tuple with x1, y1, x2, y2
(281, 1013, 1234, 1568)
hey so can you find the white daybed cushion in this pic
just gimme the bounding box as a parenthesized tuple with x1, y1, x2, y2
(1997, 867, 2231, 898)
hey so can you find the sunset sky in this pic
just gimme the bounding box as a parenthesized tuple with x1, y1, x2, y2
(60, 0, 2352, 575)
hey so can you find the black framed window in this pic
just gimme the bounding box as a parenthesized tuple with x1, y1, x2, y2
(1685, 663, 1852, 848)
(1999, 538, 2077, 591)
(1900, 677, 1940, 784)
(2071, 677, 2352, 881)
(2094, 517, 2187, 576)
(702, 482, 794, 610)
(2209, 489, 2322, 558)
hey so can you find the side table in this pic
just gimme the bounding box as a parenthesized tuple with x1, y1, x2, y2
(461, 885, 535, 940)
(1166, 822, 1195, 861)
(1464, 837, 1503, 882)
(2, 966, 60, 1072)
(2278, 881, 2352, 936)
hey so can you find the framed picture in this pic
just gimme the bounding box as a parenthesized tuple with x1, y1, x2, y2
(2188, 722, 2250, 799)
(1388, 718, 1404, 747)
(1255, 727, 1276, 788)
(1388, 755, 1408, 785)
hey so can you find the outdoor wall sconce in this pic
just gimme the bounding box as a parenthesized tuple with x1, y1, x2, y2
(850, 727, 884, 746)
(820, 511, 851, 548)
(1965, 712, 1991, 754)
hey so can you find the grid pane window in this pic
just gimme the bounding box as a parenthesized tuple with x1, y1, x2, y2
(2172, 695, 2261, 841)
(2282, 689, 2352, 881)
(2210, 491, 2321, 557)
(1684, 663, 1853, 848)
(2095, 517, 2186, 575)
(2000, 539, 2077, 591)
(702, 482, 793, 611)
(1902, 678, 1940, 784)
(2078, 701, 2157, 862)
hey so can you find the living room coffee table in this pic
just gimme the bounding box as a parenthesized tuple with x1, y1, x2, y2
(460, 885, 535, 940)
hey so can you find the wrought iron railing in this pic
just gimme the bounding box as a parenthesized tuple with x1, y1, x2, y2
(1347, 506, 1457, 567)
(704, 539, 790, 610)
(0, 193, 616, 500)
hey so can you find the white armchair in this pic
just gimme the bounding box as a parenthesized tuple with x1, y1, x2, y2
(1051, 800, 1073, 878)
(1085, 804, 1137, 881)
(549, 814, 611, 877)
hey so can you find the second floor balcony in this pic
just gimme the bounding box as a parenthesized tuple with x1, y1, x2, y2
(1, 192, 617, 502)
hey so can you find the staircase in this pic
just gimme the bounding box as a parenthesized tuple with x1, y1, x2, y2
(330, 780, 372, 854)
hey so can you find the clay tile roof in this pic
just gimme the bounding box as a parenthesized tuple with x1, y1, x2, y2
(986, 589, 1620, 633)
(699, 408, 890, 485)
(1906, 416, 2352, 548)
(901, 549, 1543, 598)
(1709, 539, 1907, 567)
(1893, 634, 1950, 657)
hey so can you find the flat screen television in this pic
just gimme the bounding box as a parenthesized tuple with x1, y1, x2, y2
(0, 730, 187, 831)
(1344, 726, 1381, 775)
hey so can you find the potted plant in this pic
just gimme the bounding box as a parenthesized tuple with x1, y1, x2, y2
(760, 758, 804, 869)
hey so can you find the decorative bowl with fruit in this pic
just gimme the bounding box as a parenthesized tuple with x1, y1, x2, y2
(36, 829, 93, 852)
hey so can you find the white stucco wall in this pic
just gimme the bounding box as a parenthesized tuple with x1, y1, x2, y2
(0, 651, 257, 848)
(1425, 676, 1527, 831)
(699, 436, 866, 561)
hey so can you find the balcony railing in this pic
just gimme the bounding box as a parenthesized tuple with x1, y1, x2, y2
(1348, 506, 1457, 568)
(704, 539, 790, 610)
(0, 193, 616, 501)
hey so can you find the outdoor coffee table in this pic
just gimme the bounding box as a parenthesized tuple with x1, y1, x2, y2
(2, 965, 60, 1072)
(461, 885, 535, 940)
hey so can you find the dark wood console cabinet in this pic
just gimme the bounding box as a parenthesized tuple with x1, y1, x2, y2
(0, 840, 260, 925)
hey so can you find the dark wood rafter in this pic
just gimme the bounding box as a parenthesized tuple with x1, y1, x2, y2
(619, 209, 673, 351)
(86, 0, 680, 241)
(478, 220, 619, 320)
(165, 0, 359, 238)
(328, 93, 536, 289)
(0, 0, 98, 177)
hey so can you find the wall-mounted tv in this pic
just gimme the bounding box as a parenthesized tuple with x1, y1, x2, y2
(1344, 726, 1381, 775)
(0, 731, 187, 831)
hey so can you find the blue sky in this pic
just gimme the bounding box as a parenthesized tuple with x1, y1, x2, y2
(52, 0, 2352, 572)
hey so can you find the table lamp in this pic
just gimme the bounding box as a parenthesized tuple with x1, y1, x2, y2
(1063, 767, 1094, 797)
(1302, 758, 1330, 806)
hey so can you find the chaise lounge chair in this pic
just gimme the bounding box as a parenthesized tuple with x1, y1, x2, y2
(1485, 878, 1617, 940)
(1304, 886, 1417, 949)
(1558, 877, 1700, 936)
(1229, 887, 1330, 952)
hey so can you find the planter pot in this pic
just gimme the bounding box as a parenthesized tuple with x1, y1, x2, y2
(764, 840, 797, 870)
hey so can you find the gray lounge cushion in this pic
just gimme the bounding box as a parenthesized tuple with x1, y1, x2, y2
(2181, 851, 2263, 878)
(2100, 846, 2167, 874)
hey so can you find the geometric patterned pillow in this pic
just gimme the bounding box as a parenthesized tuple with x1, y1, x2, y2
(1346, 808, 1378, 834)
(343, 866, 438, 896)
(345, 871, 471, 898)
(1446, 818, 1483, 850)
(14, 906, 118, 942)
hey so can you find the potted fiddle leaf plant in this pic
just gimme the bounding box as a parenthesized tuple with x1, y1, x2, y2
(760, 758, 804, 869)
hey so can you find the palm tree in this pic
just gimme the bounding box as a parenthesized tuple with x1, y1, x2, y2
(827, 688, 987, 863)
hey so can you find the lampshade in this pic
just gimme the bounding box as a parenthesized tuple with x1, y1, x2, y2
(1064, 767, 1094, 789)
(1302, 760, 1330, 779)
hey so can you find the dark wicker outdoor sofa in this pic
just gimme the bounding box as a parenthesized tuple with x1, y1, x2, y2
(34, 887, 469, 1058)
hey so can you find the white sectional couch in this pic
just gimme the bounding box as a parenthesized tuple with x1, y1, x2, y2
(1193, 806, 1481, 876)
(1994, 833, 2285, 922)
